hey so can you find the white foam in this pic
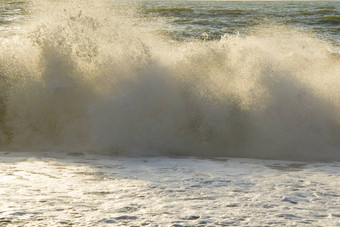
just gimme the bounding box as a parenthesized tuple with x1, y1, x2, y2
(0, 152, 339, 226)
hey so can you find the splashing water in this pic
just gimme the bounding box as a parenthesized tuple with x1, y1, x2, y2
(0, 0, 339, 161)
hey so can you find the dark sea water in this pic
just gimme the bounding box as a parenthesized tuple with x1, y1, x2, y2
(137, 1, 340, 43)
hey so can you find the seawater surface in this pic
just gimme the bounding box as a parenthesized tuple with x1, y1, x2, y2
(1, 152, 339, 226)
(139, 0, 340, 43)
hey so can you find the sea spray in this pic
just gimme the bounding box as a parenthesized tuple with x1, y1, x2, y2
(0, 0, 339, 160)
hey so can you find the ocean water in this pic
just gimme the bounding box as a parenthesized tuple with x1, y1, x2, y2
(139, 0, 340, 43)
(0, 0, 339, 225)
(0, 152, 339, 226)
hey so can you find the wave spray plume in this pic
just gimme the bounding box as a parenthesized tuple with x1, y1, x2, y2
(0, 0, 339, 161)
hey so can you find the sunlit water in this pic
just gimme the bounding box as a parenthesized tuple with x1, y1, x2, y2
(1, 152, 339, 226)
(0, 0, 340, 225)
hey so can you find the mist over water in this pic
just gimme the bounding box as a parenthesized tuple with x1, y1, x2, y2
(0, 0, 339, 161)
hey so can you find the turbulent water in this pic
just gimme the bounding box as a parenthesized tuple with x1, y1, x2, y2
(0, 0, 339, 161)
(0, 152, 339, 226)
(0, 1, 340, 226)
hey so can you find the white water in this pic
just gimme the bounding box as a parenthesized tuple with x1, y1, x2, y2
(0, 0, 339, 160)
(0, 152, 339, 226)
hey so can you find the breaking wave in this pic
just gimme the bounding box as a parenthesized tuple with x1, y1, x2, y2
(0, 0, 339, 161)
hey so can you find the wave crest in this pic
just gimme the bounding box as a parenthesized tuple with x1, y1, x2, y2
(0, 0, 339, 161)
